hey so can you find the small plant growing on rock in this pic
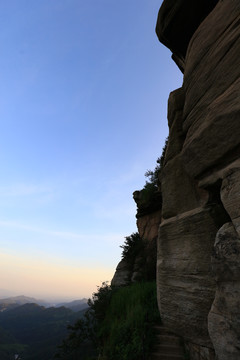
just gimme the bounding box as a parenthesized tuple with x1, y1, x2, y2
(144, 136, 168, 189)
(120, 232, 143, 261)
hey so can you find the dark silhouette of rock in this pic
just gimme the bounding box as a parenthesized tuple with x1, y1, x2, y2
(155, 0, 218, 71)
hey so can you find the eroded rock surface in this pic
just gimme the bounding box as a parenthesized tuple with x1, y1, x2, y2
(158, 205, 226, 348)
(208, 223, 240, 360)
(155, 0, 218, 71)
(111, 259, 131, 287)
(156, 0, 240, 359)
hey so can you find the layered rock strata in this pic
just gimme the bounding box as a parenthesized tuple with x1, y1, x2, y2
(156, 1, 240, 359)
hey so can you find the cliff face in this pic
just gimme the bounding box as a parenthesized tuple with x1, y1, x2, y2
(112, 189, 162, 287)
(156, 1, 240, 359)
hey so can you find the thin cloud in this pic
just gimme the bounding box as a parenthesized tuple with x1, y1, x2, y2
(0, 218, 123, 244)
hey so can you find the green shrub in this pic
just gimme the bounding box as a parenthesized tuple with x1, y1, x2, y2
(144, 136, 168, 189)
(56, 282, 160, 360)
(98, 282, 161, 360)
(120, 232, 143, 261)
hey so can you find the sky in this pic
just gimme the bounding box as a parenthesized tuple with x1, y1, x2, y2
(0, 0, 182, 301)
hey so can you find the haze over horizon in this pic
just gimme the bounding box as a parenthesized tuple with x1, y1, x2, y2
(0, 291, 88, 304)
(0, 0, 182, 299)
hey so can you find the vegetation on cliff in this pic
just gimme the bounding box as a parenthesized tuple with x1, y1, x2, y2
(0, 303, 85, 360)
(55, 140, 170, 359)
(133, 137, 168, 218)
(120, 232, 157, 282)
(144, 136, 168, 189)
(55, 281, 160, 360)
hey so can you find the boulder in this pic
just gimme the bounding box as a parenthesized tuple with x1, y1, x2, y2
(111, 259, 131, 287)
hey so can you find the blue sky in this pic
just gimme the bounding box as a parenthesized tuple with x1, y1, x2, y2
(0, 0, 182, 300)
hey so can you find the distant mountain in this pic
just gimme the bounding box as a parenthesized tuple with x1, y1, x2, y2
(0, 295, 50, 312)
(56, 298, 89, 312)
(0, 295, 89, 313)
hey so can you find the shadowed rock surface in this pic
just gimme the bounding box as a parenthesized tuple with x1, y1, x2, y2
(112, 189, 161, 287)
(156, 1, 240, 359)
(112, 1, 240, 358)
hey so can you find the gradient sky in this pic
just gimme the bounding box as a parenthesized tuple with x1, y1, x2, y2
(0, 0, 182, 301)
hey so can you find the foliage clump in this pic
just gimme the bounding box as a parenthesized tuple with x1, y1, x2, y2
(133, 137, 168, 216)
(144, 136, 168, 189)
(119, 232, 156, 282)
(120, 232, 143, 261)
(55, 140, 169, 360)
(55, 282, 160, 360)
(98, 282, 160, 360)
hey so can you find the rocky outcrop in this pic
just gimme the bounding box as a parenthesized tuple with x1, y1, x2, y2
(156, 0, 219, 72)
(112, 189, 161, 287)
(111, 259, 132, 287)
(156, 1, 240, 359)
(134, 189, 161, 281)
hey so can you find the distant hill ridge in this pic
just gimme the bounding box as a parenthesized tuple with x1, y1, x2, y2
(0, 295, 88, 312)
(0, 295, 46, 305)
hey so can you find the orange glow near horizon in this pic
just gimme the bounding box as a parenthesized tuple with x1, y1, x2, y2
(0, 252, 114, 300)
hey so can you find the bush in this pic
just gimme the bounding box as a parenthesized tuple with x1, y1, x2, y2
(120, 232, 143, 261)
(144, 136, 168, 189)
(119, 232, 157, 282)
(99, 282, 161, 360)
(55, 282, 160, 360)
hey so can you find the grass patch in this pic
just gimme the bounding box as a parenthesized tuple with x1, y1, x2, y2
(98, 281, 160, 360)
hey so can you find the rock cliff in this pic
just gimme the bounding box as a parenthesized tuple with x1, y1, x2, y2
(156, 1, 240, 359)
(112, 1, 240, 358)
(111, 189, 161, 286)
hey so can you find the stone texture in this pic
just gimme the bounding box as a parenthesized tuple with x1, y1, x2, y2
(208, 222, 240, 360)
(221, 168, 240, 237)
(155, 1, 240, 359)
(137, 210, 161, 242)
(167, 88, 185, 129)
(157, 206, 225, 347)
(131, 255, 144, 283)
(161, 154, 209, 219)
(111, 190, 162, 286)
(163, 88, 185, 165)
(181, 0, 240, 178)
(155, 0, 218, 71)
(182, 77, 240, 179)
(198, 158, 240, 189)
(111, 259, 131, 287)
(133, 189, 162, 218)
(185, 342, 215, 360)
(112, 1, 240, 358)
